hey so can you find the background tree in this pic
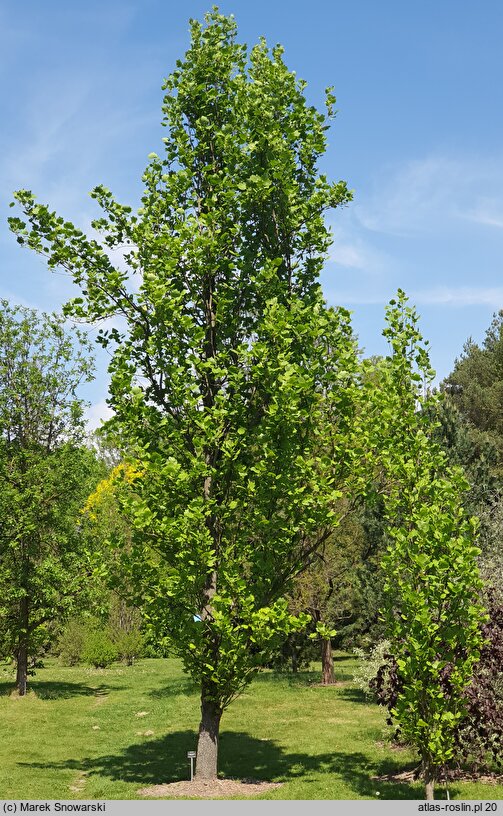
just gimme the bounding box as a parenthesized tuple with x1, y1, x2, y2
(424, 395, 499, 511)
(478, 500, 503, 604)
(440, 313, 503, 605)
(443, 310, 503, 474)
(288, 506, 366, 684)
(79, 460, 147, 664)
(9, 10, 359, 778)
(345, 494, 388, 647)
(0, 300, 101, 695)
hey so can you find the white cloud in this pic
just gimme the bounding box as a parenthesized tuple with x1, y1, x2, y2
(460, 202, 503, 229)
(0, 287, 43, 311)
(325, 285, 503, 308)
(410, 286, 503, 307)
(85, 399, 114, 433)
(329, 243, 367, 269)
(324, 290, 387, 305)
(357, 155, 503, 237)
(356, 157, 451, 235)
(326, 210, 393, 278)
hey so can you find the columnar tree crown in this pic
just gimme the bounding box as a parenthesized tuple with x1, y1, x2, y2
(9, 11, 358, 715)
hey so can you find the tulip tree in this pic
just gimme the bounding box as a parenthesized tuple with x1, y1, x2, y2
(9, 10, 359, 778)
(365, 293, 488, 800)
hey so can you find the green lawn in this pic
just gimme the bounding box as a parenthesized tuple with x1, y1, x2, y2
(0, 655, 501, 800)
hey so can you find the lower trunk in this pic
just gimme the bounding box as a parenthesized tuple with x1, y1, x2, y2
(195, 690, 222, 780)
(321, 637, 335, 685)
(16, 643, 28, 696)
(423, 762, 435, 800)
(16, 595, 29, 696)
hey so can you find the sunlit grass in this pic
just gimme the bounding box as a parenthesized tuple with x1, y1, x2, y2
(0, 655, 501, 800)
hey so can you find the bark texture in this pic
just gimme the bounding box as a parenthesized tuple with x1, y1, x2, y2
(16, 644, 28, 696)
(195, 692, 222, 780)
(16, 595, 29, 696)
(321, 637, 335, 685)
(423, 763, 435, 800)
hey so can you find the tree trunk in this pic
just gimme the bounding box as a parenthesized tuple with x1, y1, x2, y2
(16, 643, 28, 696)
(423, 762, 435, 800)
(321, 637, 335, 685)
(195, 270, 223, 782)
(16, 595, 29, 696)
(195, 688, 222, 780)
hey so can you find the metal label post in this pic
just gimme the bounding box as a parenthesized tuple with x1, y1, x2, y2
(187, 750, 197, 781)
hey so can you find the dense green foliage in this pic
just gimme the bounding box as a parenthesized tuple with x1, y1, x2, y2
(80, 630, 118, 669)
(373, 595, 503, 774)
(443, 310, 503, 472)
(440, 312, 503, 608)
(57, 596, 145, 669)
(0, 301, 103, 693)
(8, 9, 363, 778)
(57, 619, 90, 667)
(425, 397, 499, 511)
(364, 294, 487, 798)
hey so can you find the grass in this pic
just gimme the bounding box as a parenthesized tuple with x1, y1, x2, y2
(0, 654, 501, 800)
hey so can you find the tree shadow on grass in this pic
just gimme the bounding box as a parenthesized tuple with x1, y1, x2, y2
(324, 752, 461, 800)
(278, 672, 321, 688)
(336, 688, 371, 704)
(19, 730, 459, 799)
(0, 680, 124, 700)
(0, 680, 14, 697)
(149, 678, 199, 699)
(252, 671, 320, 689)
(255, 669, 356, 688)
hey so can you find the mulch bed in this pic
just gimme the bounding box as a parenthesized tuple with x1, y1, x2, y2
(372, 768, 503, 786)
(138, 778, 283, 799)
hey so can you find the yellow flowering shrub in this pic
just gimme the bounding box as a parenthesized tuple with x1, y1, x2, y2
(82, 462, 144, 521)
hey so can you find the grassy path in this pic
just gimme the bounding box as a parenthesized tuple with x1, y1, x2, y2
(0, 655, 501, 800)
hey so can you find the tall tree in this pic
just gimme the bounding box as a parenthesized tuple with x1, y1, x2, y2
(367, 293, 487, 800)
(9, 11, 358, 777)
(0, 300, 99, 694)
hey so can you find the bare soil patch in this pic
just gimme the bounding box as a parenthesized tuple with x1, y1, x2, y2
(138, 778, 283, 799)
(375, 740, 409, 752)
(68, 771, 88, 793)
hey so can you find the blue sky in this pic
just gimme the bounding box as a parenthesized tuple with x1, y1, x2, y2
(2, 0, 503, 429)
